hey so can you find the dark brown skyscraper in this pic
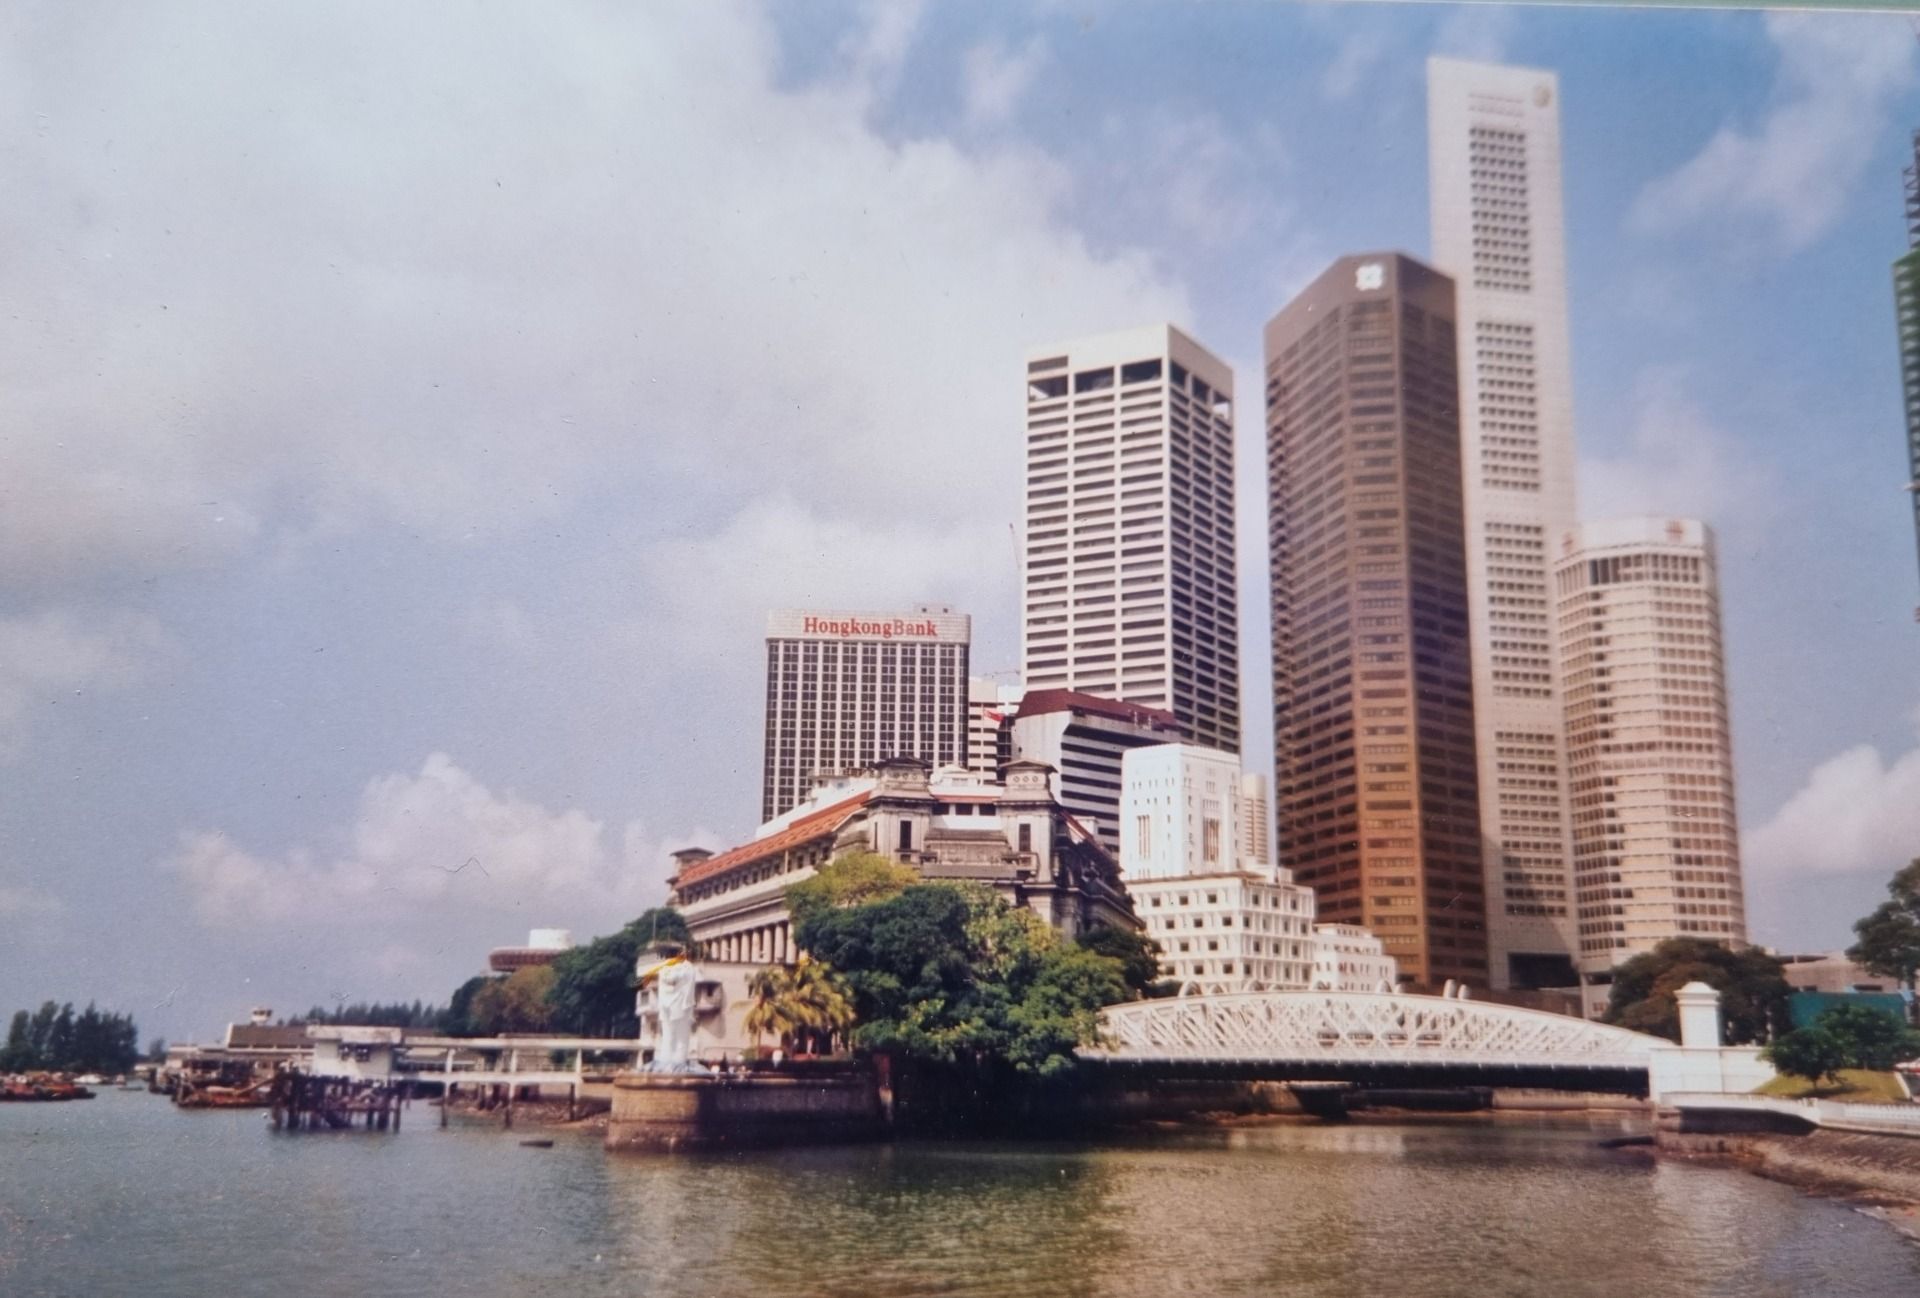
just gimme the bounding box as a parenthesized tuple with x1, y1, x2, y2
(1264, 253, 1487, 988)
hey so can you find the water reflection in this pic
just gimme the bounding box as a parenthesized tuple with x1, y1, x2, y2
(3, 1095, 1916, 1298)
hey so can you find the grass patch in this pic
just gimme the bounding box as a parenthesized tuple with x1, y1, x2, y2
(1756, 1069, 1911, 1103)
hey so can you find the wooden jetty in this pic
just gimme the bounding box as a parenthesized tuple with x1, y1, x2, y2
(269, 1071, 409, 1131)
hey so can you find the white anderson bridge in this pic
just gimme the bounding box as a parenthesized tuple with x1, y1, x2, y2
(1081, 990, 1670, 1097)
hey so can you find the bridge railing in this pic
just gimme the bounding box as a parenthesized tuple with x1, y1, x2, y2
(1665, 1091, 1920, 1137)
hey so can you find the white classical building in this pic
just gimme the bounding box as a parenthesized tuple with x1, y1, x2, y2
(1309, 924, 1401, 994)
(1120, 743, 1242, 880)
(1120, 744, 1396, 994)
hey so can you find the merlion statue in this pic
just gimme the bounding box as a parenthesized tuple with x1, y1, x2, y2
(637, 942, 711, 1075)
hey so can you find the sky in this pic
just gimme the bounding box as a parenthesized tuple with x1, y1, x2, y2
(3, 1, 1918, 1043)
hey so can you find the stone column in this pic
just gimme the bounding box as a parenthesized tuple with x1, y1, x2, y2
(1675, 981, 1722, 1048)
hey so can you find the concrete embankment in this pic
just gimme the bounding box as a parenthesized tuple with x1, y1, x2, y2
(1655, 1117, 1920, 1238)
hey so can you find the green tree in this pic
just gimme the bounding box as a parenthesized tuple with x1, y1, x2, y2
(1, 1010, 33, 1072)
(547, 907, 692, 1037)
(744, 959, 855, 1055)
(444, 974, 496, 1036)
(1075, 925, 1162, 997)
(1815, 1003, 1920, 1071)
(785, 851, 919, 931)
(1603, 938, 1791, 1044)
(1764, 1026, 1849, 1087)
(1848, 859, 1920, 998)
(468, 966, 556, 1034)
(146, 1037, 168, 1064)
(794, 880, 1134, 1077)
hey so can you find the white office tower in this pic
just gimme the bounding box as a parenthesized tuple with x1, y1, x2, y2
(1552, 518, 1747, 1018)
(1238, 771, 1271, 871)
(965, 677, 1026, 778)
(1119, 743, 1244, 880)
(1130, 871, 1318, 994)
(760, 607, 971, 823)
(1022, 325, 1241, 754)
(1428, 57, 1581, 990)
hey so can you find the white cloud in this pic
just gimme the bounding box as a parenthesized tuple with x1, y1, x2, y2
(167, 753, 721, 935)
(1320, 26, 1392, 103)
(630, 493, 1014, 674)
(962, 35, 1049, 129)
(1745, 710, 1920, 880)
(0, 608, 176, 760)
(1433, 5, 1516, 63)
(1629, 13, 1917, 252)
(0, 2, 1184, 587)
(1578, 366, 1782, 536)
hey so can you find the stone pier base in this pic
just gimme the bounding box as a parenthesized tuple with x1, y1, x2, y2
(605, 1070, 885, 1153)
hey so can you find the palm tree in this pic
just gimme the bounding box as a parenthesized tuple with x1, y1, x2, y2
(745, 959, 855, 1057)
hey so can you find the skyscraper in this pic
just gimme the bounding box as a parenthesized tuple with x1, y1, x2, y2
(760, 607, 970, 824)
(1894, 130, 1920, 599)
(1022, 324, 1241, 754)
(1238, 771, 1272, 871)
(1264, 252, 1487, 989)
(1552, 518, 1747, 1017)
(1427, 56, 1582, 989)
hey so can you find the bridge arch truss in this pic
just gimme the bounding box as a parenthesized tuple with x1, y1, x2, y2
(1087, 991, 1661, 1078)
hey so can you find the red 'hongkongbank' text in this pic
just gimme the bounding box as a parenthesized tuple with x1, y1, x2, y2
(801, 616, 942, 639)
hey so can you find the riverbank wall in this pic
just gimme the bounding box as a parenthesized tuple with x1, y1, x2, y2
(1655, 1111, 1920, 1219)
(606, 1069, 884, 1152)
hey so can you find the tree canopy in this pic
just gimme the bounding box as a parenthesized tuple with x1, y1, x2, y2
(546, 907, 691, 1037)
(0, 1002, 140, 1074)
(1763, 1002, 1920, 1086)
(786, 851, 919, 930)
(466, 966, 556, 1035)
(744, 959, 855, 1055)
(1075, 924, 1164, 996)
(1602, 938, 1790, 1045)
(1848, 859, 1920, 994)
(792, 879, 1132, 1076)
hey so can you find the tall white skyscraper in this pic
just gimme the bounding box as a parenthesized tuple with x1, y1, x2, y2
(1428, 57, 1581, 990)
(1238, 771, 1271, 872)
(1553, 518, 1747, 1018)
(1022, 324, 1240, 754)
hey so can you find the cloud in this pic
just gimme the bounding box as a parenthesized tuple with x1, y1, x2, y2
(167, 752, 720, 934)
(0, 2, 1184, 588)
(1629, 13, 1917, 252)
(0, 608, 176, 759)
(961, 35, 1049, 129)
(630, 493, 1015, 674)
(1745, 710, 1920, 880)
(1320, 26, 1393, 103)
(1432, 5, 1516, 63)
(1578, 366, 1782, 536)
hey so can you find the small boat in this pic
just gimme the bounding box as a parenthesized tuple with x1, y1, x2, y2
(74, 1074, 105, 1086)
(519, 1139, 555, 1148)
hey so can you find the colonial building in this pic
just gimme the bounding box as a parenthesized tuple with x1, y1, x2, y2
(668, 758, 1138, 965)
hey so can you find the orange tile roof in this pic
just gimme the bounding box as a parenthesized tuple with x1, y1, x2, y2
(673, 790, 874, 888)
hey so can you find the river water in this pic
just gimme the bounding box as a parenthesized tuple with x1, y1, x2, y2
(3, 1090, 1917, 1297)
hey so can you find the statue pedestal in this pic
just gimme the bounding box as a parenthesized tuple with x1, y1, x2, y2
(605, 1068, 884, 1153)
